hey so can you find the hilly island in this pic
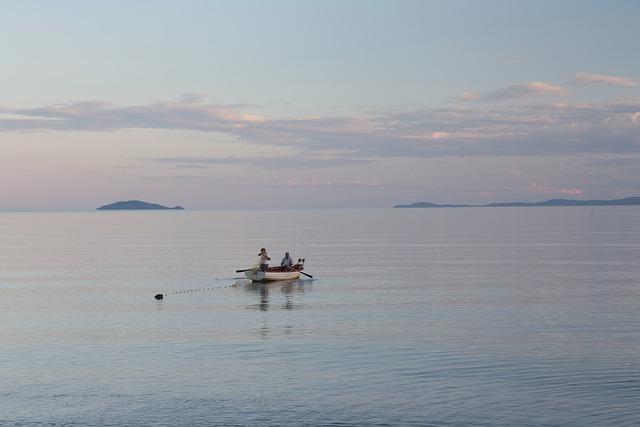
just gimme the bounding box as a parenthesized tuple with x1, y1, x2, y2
(395, 197, 640, 208)
(97, 200, 184, 210)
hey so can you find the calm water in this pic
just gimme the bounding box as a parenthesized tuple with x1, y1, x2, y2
(1, 208, 639, 426)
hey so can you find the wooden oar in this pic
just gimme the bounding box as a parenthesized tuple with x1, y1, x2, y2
(236, 268, 255, 273)
(299, 271, 314, 279)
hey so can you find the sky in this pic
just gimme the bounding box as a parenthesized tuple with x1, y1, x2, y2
(1, 0, 639, 210)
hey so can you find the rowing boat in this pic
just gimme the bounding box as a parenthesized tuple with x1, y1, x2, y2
(245, 265, 305, 282)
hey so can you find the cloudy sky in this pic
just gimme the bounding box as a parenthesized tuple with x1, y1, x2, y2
(1, 0, 639, 210)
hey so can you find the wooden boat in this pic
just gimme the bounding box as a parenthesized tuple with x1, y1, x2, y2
(244, 262, 306, 282)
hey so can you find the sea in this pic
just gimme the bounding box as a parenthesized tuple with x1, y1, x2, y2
(1, 207, 639, 426)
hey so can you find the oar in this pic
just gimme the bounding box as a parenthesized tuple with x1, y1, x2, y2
(236, 268, 255, 273)
(299, 271, 314, 279)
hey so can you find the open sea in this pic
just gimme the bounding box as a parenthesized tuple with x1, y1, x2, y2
(1, 207, 639, 426)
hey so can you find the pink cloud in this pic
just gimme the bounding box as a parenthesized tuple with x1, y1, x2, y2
(523, 81, 566, 94)
(460, 92, 481, 100)
(284, 180, 383, 188)
(557, 188, 583, 195)
(429, 131, 449, 139)
(528, 182, 583, 195)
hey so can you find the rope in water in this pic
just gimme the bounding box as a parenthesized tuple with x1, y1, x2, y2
(154, 276, 311, 300)
(154, 280, 244, 300)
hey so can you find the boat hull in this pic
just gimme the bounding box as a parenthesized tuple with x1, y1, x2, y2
(245, 269, 301, 282)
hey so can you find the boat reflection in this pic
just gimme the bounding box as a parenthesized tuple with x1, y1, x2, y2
(239, 279, 311, 339)
(243, 279, 308, 312)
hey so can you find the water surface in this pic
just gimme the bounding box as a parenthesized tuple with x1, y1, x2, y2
(1, 208, 639, 426)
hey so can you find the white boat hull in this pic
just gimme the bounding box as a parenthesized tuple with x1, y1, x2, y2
(244, 269, 301, 282)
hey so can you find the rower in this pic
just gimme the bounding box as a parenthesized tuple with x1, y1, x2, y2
(259, 248, 271, 272)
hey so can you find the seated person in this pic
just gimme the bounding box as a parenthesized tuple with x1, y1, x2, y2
(281, 252, 294, 270)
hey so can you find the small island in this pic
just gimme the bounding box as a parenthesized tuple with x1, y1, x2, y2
(395, 196, 640, 208)
(97, 200, 184, 210)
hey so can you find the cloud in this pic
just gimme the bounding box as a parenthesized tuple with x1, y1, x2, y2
(528, 182, 583, 196)
(558, 188, 583, 195)
(460, 92, 481, 101)
(0, 98, 265, 133)
(282, 180, 384, 188)
(223, 179, 386, 189)
(460, 81, 567, 102)
(147, 155, 370, 169)
(571, 72, 638, 87)
(2, 92, 640, 161)
(179, 92, 210, 103)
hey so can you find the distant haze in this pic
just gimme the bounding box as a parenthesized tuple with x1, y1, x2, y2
(1, 1, 639, 210)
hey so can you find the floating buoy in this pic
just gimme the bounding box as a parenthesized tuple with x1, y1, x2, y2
(154, 294, 164, 300)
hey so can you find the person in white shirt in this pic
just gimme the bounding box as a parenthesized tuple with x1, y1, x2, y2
(281, 252, 293, 270)
(258, 248, 271, 272)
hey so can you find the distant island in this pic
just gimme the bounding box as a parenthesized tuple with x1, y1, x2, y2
(97, 200, 184, 210)
(395, 196, 640, 208)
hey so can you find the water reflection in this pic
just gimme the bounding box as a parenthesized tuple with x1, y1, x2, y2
(241, 280, 311, 340)
(259, 284, 269, 311)
(258, 320, 270, 339)
(244, 280, 308, 312)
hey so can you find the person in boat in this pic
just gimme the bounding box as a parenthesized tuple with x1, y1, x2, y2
(281, 252, 294, 270)
(258, 248, 271, 272)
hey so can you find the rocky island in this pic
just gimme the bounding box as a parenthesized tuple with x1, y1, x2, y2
(395, 196, 640, 208)
(97, 200, 184, 210)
